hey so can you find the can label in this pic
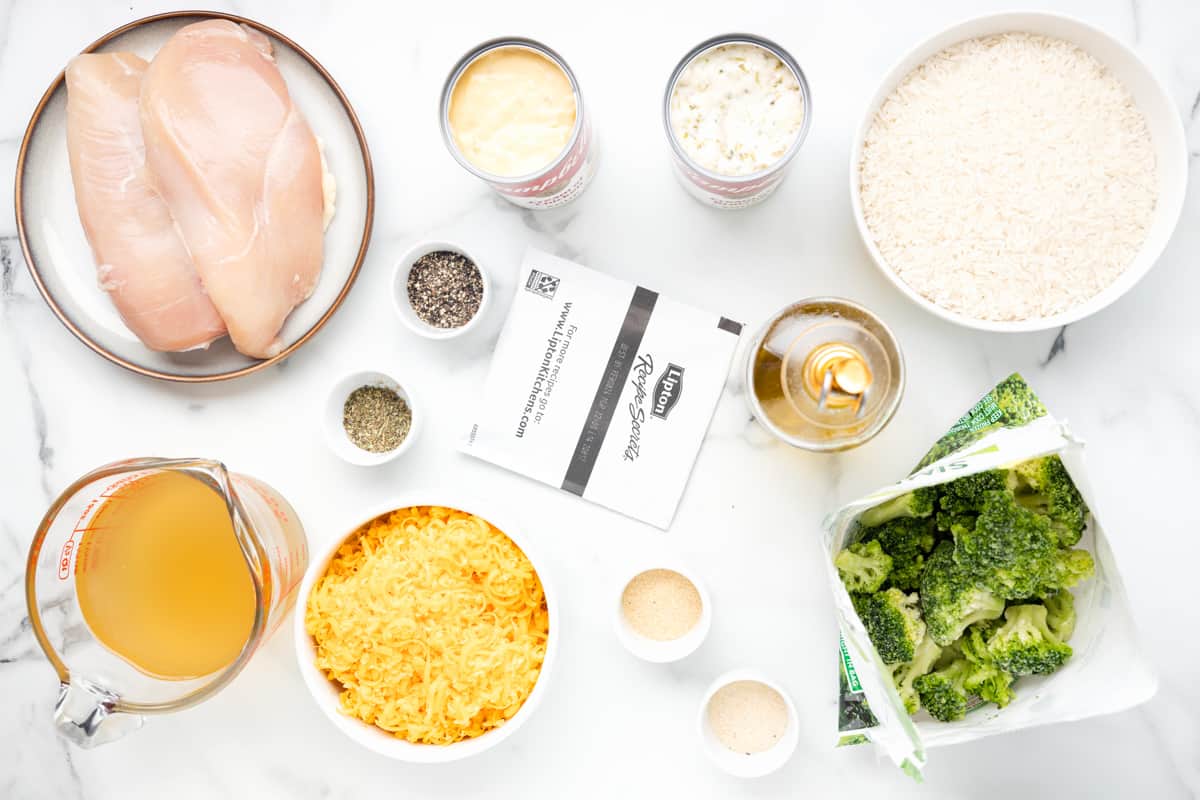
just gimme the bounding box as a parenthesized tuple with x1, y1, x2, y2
(492, 121, 597, 209)
(670, 155, 786, 209)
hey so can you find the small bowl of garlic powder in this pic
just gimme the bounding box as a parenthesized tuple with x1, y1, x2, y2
(698, 670, 799, 778)
(614, 563, 711, 663)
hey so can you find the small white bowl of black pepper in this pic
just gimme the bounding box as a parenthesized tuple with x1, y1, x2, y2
(394, 241, 490, 339)
(324, 370, 419, 466)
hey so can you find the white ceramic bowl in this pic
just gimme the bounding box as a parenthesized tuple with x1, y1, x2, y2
(613, 563, 712, 663)
(293, 494, 558, 763)
(322, 370, 420, 466)
(392, 240, 491, 340)
(849, 11, 1189, 333)
(697, 669, 800, 778)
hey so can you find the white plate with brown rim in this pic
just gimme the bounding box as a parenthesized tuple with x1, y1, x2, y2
(14, 11, 374, 381)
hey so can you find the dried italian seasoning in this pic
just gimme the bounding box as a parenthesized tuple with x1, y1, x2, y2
(343, 385, 412, 453)
(407, 251, 484, 329)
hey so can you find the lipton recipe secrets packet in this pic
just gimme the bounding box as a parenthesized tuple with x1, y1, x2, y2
(461, 248, 742, 528)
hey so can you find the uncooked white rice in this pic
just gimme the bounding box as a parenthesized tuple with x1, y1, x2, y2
(859, 32, 1158, 322)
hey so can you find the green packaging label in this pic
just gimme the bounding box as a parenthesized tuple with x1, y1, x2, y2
(840, 635, 862, 693)
(837, 635, 877, 741)
(913, 374, 1046, 471)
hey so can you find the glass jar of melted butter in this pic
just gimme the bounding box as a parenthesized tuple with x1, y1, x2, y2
(746, 298, 904, 451)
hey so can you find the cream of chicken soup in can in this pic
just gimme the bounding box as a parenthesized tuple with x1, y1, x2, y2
(665, 34, 811, 209)
(441, 38, 596, 209)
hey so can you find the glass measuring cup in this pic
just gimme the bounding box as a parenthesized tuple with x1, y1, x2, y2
(25, 458, 307, 747)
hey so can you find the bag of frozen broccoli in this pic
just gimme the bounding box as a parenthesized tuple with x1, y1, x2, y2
(824, 374, 1155, 776)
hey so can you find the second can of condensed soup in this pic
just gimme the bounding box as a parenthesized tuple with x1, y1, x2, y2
(665, 34, 811, 209)
(441, 38, 597, 209)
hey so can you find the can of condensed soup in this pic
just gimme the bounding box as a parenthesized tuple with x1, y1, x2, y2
(664, 34, 811, 209)
(440, 38, 597, 209)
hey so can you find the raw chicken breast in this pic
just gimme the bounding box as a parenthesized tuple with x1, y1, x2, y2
(65, 52, 226, 352)
(140, 20, 325, 359)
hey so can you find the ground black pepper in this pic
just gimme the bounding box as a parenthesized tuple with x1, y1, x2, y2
(407, 251, 484, 329)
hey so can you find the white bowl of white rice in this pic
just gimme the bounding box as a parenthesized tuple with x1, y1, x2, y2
(849, 12, 1188, 332)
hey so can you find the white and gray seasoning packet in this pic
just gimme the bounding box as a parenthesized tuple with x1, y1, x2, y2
(461, 248, 742, 529)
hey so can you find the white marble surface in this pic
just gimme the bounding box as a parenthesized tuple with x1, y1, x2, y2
(1, 0, 1198, 797)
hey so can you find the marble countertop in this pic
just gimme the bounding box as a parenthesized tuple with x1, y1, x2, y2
(2, 0, 1198, 797)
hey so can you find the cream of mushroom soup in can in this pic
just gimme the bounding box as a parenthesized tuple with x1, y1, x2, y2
(440, 38, 597, 209)
(664, 34, 811, 209)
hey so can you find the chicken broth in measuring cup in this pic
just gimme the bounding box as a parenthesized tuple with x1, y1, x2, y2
(74, 470, 256, 679)
(27, 458, 307, 746)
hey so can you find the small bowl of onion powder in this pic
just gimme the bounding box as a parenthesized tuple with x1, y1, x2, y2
(698, 670, 800, 778)
(323, 369, 420, 466)
(614, 564, 712, 663)
(393, 241, 490, 340)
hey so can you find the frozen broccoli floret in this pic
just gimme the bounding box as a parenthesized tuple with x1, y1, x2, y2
(835, 540, 893, 593)
(986, 604, 1073, 676)
(913, 658, 976, 722)
(992, 374, 1048, 423)
(862, 517, 936, 590)
(936, 469, 1015, 532)
(1011, 456, 1088, 546)
(1034, 549, 1095, 597)
(947, 486, 1094, 599)
(890, 635, 942, 715)
(920, 541, 1005, 646)
(958, 623, 994, 663)
(1043, 590, 1077, 642)
(915, 626, 1017, 721)
(859, 487, 937, 528)
(951, 490, 1060, 599)
(870, 517, 937, 556)
(964, 663, 1014, 710)
(959, 625, 1015, 708)
(887, 556, 928, 592)
(965, 616, 1005, 642)
(857, 588, 927, 664)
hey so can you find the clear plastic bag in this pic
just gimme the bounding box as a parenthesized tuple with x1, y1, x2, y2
(825, 375, 1156, 774)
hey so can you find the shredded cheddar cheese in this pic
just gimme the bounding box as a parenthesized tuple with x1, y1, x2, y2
(305, 506, 549, 745)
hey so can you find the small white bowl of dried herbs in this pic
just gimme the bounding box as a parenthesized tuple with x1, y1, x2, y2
(393, 241, 491, 340)
(324, 370, 419, 466)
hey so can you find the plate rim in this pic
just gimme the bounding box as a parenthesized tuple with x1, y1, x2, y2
(13, 9, 376, 382)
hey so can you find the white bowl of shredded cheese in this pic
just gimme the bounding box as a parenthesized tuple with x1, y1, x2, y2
(294, 495, 558, 762)
(849, 12, 1188, 332)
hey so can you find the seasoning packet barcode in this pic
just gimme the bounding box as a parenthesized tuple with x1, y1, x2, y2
(525, 269, 560, 300)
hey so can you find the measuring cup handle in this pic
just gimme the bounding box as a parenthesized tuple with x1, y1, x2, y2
(54, 679, 144, 748)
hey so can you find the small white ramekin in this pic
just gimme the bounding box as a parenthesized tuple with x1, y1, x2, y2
(392, 240, 491, 340)
(613, 562, 712, 663)
(322, 369, 420, 466)
(293, 494, 558, 763)
(697, 669, 800, 778)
